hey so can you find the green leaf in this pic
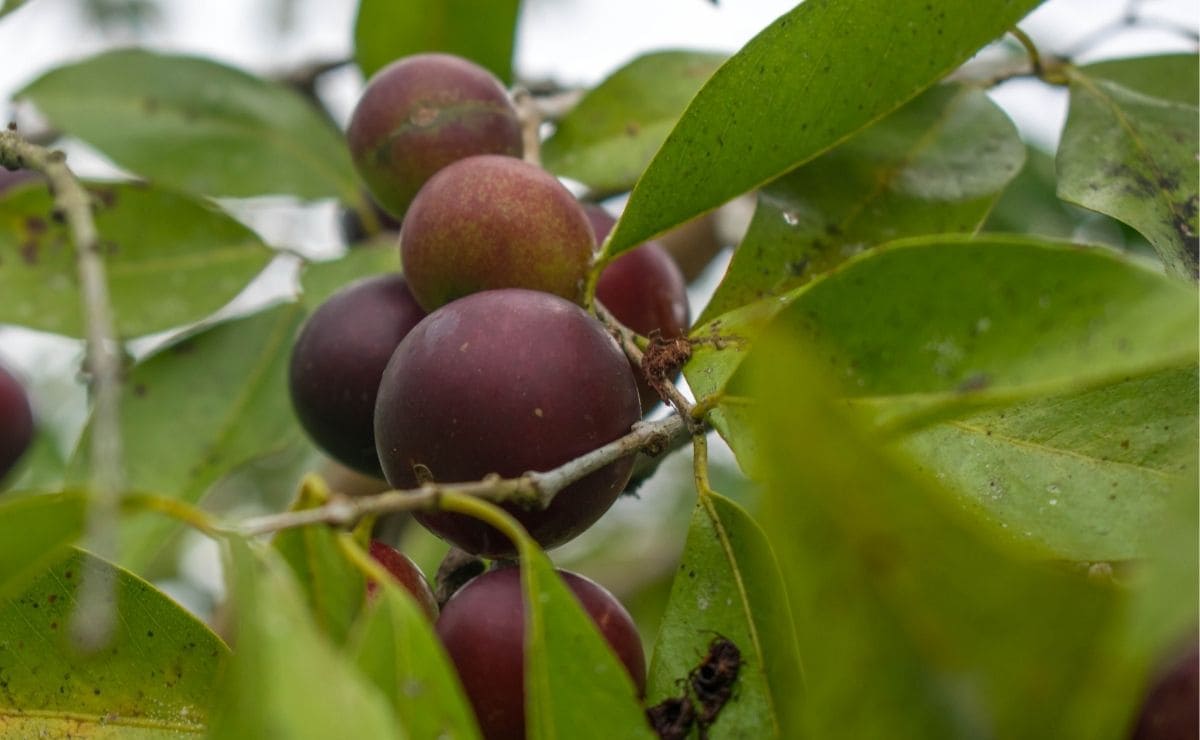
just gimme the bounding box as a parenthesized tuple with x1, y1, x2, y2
(1078, 54, 1198, 106)
(521, 550, 654, 740)
(686, 236, 1198, 447)
(299, 244, 401, 308)
(272, 477, 366, 644)
(209, 538, 403, 739)
(0, 548, 228, 738)
(69, 303, 307, 570)
(0, 182, 272, 338)
(647, 489, 802, 738)
(701, 83, 1024, 323)
(0, 0, 31, 19)
(350, 570, 481, 740)
(0, 491, 85, 602)
(353, 0, 520, 83)
(899, 365, 1198, 560)
(747, 335, 1142, 740)
(541, 51, 725, 194)
(19, 49, 360, 203)
(603, 0, 1045, 258)
(1058, 57, 1199, 278)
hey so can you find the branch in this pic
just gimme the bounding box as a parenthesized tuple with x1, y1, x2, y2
(236, 413, 686, 538)
(0, 125, 124, 650)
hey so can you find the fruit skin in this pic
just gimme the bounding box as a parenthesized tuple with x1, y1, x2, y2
(0, 363, 34, 485)
(1131, 641, 1198, 740)
(289, 275, 426, 477)
(374, 289, 640, 557)
(0, 169, 37, 196)
(400, 155, 595, 312)
(587, 206, 690, 412)
(436, 565, 646, 740)
(366, 540, 439, 620)
(346, 53, 523, 218)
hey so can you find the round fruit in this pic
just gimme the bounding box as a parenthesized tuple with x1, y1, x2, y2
(587, 206, 690, 412)
(1131, 641, 1198, 740)
(0, 363, 34, 484)
(289, 275, 426, 477)
(366, 539, 438, 620)
(436, 565, 646, 740)
(374, 289, 640, 557)
(399, 155, 595, 312)
(346, 53, 523, 218)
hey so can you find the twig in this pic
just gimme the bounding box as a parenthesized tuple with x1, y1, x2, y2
(0, 126, 124, 650)
(236, 413, 686, 538)
(513, 86, 543, 167)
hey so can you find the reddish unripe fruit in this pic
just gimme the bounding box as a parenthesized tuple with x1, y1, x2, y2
(374, 289, 640, 557)
(366, 540, 438, 620)
(289, 275, 426, 477)
(587, 206, 690, 413)
(436, 566, 646, 740)
(0, 364, 33, 484)
(1131, 642, 1198, 740)
(347, 54, 523, 218)
(400, 155, 595, 312)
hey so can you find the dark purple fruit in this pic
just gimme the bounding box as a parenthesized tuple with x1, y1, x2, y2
(374, 289, 640, 557)
(436, 566, 646, 740)
(0, 169, 37, 196)
(289, 275, 426, 476)
(587, 206, 690, 412)
(0, 363, 33, 484)
(399, 155, 595, 312)
(366, 539, 438, 620)
(1131, 641, 1198, 740)
(346, 53, 523, 218)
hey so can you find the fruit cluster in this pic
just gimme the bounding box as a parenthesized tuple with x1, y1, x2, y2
(290, 52, 687, 738)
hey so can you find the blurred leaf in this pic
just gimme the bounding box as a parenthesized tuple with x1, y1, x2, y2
(19, 49, 360, 203)
(748, 333, 1141, 739)
(0, 182, 272, 338)
(603, 0, 1045, 258)
(299, 244, 401, 308)
(0, 0, 30, 19)
(1058, 57, 1199, 278)
(0, 491, 85, 601)
(354, 0, 520, 83)
(273, 477, 366, 644)
(209, 538, 402, 739)
(542, 51, 725, 194)
(4, 423, 67, 492)
(521, 550, 653, 740)
(349, 559, 481, 740)
(686, 236, 1198, 455)
(69, 303, 307, 570)
(701, 83, 1024, 322)
(0, 548, 227, 738)
(1078, 54, 1198, 106)
(647, 489, 802, 738)
(900, 365, 1198, 560)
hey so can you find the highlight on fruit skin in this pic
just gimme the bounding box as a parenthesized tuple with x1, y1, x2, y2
(365, 539, 439, 620)
(289, 274, 426, 477)
(399, 155, 596, 312)
(435, 565, 646, 740)
(0, 362, 34, 485)
(373, 288, 641, 557)
(346, 53, 523, 219)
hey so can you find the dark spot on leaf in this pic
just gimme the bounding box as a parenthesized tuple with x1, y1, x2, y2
(143, 97, 158, 114)
(1121, 439, 1130, 449)
(625, 121, 641, 137)
(19, 240, 38, 265)
(133, 383, 147, 398)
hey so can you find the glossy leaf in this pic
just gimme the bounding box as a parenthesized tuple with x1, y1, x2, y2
(209, 538, 402, 739)
(603, 0, 1045, 258)
(900, 365, 1198, 560)
(749, 335, 1141, 740)
(19, 49, 360, 203)
(354, 0, 520, 83)
(0, 182, 272, 338)
(0, 491, 85, 602)
(0, 549, 228, 738)
(521, 549, 654, 740)
(542, 51, 725, 194)
(69, 303, 307, 569)
(299, 244, 402, 308)
(1058, 57, 1199, 278)
(647, 489, 802, 738)
(273, 477, 366, 644)
(350, 568, 481, 740)
(701, 83, 1024, 322)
